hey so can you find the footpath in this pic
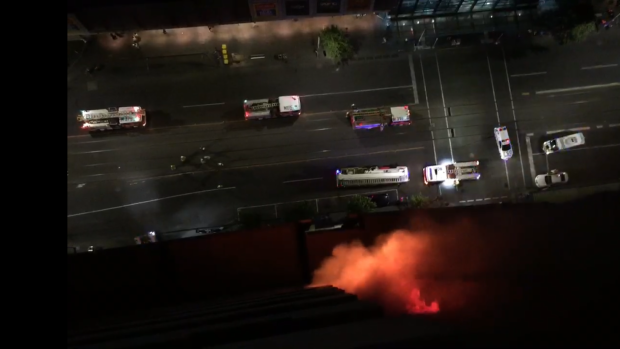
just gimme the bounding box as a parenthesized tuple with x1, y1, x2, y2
(67, 14, 536, 83)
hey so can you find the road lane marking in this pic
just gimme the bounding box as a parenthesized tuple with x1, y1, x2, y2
(597, 125, 604, 128)
(525, 136, 537, 183)
(580, 64, 618, 70)
(510, 71, 547, 77)
(419, 54, 440, 196)
(300, 85, 412, 98)
(74, 146, 427, 185)
(183, 102, 226, 108)
(67, 186, 236, 218)
(505, 45, 528, 184)
(533, 143, 620, 156)
(308, 128, 331, 131)
(484, 198, 491, 200)
(489, 52, 511, 190)
(535, 83, 620, 95)
(569, 126, 591, 132)
(610, 123, 620, 128)
(282, 177, 323, 184)
(546, 126, 590, 134)
(408, 54, 420, 105)
(435, 53, 454, 161)
(522, 92, 530, 95)
(526, 133, 534, 137)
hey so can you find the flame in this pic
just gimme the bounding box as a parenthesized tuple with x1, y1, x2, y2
(311, 230, 439, 315)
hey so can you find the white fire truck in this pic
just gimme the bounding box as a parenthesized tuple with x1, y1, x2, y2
(77, 106, 146, 131)
(244, 96, 301, 120)
(423, 161, 480, 186)
(336, 165, 410, 187)
(347, 106, 411, 130)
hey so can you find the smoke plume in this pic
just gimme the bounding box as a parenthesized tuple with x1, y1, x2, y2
(311, 229, 439, 315)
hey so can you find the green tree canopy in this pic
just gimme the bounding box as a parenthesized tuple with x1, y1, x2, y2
(346, 195, 377, 215)
(319, 25, 354, 63)
(409, 193, 432, 209)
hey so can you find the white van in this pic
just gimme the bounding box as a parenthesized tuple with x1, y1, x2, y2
(542, 132, 585, 154)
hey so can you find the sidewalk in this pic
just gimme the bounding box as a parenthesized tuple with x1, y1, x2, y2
(73, 16, 403, 71)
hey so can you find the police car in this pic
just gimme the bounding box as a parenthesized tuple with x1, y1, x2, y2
(494, 126, 513, 160)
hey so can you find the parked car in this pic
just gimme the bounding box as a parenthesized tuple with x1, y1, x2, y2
(535, 169, 569, 189)
(542, 132, 585, 154)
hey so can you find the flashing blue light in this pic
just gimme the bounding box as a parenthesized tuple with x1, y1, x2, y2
(336, 169, 341, 175)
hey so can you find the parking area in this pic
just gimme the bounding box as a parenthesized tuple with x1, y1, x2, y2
(526, 127, 620, 189)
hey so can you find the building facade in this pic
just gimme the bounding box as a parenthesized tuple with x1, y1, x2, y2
(67, 0, 538, 35)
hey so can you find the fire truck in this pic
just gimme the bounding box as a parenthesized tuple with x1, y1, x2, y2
(244, 96, 301, 120)
(423, 161, 480, 186)
(77, 106, 146, 131)
(347, 106, 411, 130)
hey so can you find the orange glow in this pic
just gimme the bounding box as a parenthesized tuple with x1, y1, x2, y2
(311, 230, 439, 315)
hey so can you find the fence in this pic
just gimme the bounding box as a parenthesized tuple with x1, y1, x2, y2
(237, 189, 400, 221)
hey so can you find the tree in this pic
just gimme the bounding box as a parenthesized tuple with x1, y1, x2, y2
(319, 25, 354, 63)
(283, 201, 316, 222)
(536, 0, 596, 44)
(409, 193, 432, 209)
(239, 211, 262, 229)
(346, 195, 377, 215)
(564, 22, 595, 43)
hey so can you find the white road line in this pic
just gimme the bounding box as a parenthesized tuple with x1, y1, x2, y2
(561, 143, 620, 152)
(546, 126, 590, 134)
(71, 149, 115, 155)
(300, 85, 412, 98)
(488, 54, 510, 190)
(435, 53, 454, 161)
(420, 55, 441, 196)
(182, 102, 226, 108)
(536, 82, 620, 95)
(86, 174, 105, 177)
(580, 64, 618, 70)
(308, 128, 331, 131)
(67, 186, 236, 218)
(467, 200, 474, 202)
(597, 125, 604, 129)
(501, 48, 526, 188)
(510, 71, 547, 77)
(475, 199, 483, 201)
(459, 200, 466, 203)
(484, 198, 491, 200)
(569, 126, 590, 132)
(525, 136, 537, 183)
(610, 123, 620, 128)
(282, 177, 323, 184)
(546, 129, 565, 134)
(408, 54, 420, 105)
(526, 133, 534, 137)
(106, 146, 427, 184)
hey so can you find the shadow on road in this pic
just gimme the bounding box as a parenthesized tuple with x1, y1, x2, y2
(224, 115, 301, 133)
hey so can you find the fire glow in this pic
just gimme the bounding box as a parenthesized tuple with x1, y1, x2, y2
(311, 230, 439, 315)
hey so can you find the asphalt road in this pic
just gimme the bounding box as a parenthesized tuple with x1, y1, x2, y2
(67, 33, 620, 249)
